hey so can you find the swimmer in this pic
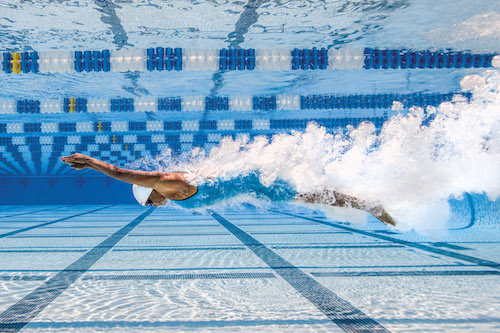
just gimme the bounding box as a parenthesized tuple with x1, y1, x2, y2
(60, 153, 396, 226)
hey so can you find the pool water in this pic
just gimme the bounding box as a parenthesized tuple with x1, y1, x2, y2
(0, 202, 499, 332)
(0, 0, 499, 332)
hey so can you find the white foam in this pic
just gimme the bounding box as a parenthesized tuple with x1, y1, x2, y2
(391, 101, 404, 111)
(135, 69, 499, 234)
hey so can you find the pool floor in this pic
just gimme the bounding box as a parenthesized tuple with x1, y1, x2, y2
(0, 205, 499, 332)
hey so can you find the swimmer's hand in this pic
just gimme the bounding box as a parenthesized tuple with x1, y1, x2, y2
(60, 153, 94, 170)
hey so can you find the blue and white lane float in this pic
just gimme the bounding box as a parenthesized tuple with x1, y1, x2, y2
(1, 48, 497, 74)
(0, 92, 471, 114)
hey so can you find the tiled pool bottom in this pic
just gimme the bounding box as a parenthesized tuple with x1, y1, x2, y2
(0, 205, 498, 333)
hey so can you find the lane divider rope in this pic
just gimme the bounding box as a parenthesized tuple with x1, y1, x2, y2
(1, 47, 496, 74)
(0, 91, 470, 115)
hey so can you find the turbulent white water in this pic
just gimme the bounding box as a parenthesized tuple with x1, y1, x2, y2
(136, 67, 500, 234)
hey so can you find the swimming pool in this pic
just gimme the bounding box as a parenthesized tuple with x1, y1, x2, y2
(0, 0, 499, 332)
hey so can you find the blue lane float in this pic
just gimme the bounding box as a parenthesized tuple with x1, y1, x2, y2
(1, 51, 39, 74)
(1, 48, 496, 74)
(253, 96, 277, 111)
(219, 49, 255, 71)
(146, 47, 182, 71)
(205, 96, 229, 111)
(74, 50, 110, 72)
(292, 48, 328, 70)
(0, 92, 472, 115)
(158, 97, 182, 111)
(16, 100, 41, 114)
(363, 49, 495, 69)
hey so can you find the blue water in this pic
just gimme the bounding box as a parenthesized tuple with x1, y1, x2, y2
(0, 0, 499, 332)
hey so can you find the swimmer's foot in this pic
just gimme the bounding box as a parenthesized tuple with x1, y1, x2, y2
(374, 208, 396, 226)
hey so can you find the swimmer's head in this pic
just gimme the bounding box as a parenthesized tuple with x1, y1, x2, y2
(132, 184, 168, 207)
(132, 184, 154, 206)
(147, 191, 168, 207)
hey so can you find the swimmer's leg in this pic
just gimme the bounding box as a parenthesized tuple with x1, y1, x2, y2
(295, 190, 396, 226)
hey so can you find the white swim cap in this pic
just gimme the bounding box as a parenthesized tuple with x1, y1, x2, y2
(132, 184, 154, 206)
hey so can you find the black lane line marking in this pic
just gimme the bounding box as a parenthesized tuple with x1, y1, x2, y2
(0, 206, 68, 219)
(0, 250, 87, 253)
(223, 216, 301, 220)
(312, 270, 500, 277)
(83, 272, 276, 281)
(9, 235, 109, 238)
(0, 264, 480, 274)
(127, 233, 231, 237)
(0, 207, 155, 333)
(271, 245, 404, 249)
(209, 210, 390, 333)
(237, 223, 317, 226)
(0, 247, 89, 250)
(451, 193, 476, 230)
(123, 242, 395, 249)
(0, 205, 116, 239)
(250, 231, 351, 235)
(9, 317, 500, 329)
(431, 242, 472, 251)
(3, 318, 335, 329)
(0, 276, 49, 281)
(41, 224, 221, 229)
(372, 230, 399, 235)
(112, 246, 247, 252)
(0, 263, 479, 273)
(271, 210, 500, 271)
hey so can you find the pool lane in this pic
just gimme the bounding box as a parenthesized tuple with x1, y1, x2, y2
(271, 209, 500, 271)
(0, 205, 115, 239)
(0, 207, 154, 333)
(0, 206, 69, 219)
(209, 210, 390, 333)
(0, 205, 497, 332)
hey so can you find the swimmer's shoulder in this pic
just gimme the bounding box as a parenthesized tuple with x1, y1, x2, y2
(156, 171, 189, 182)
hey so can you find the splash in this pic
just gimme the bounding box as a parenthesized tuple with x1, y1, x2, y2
(134, 68, 500, 234)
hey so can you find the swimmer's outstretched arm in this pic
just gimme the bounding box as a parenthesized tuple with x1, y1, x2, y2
(60, 153, 168, 188)
(296, 190, 396, 226)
